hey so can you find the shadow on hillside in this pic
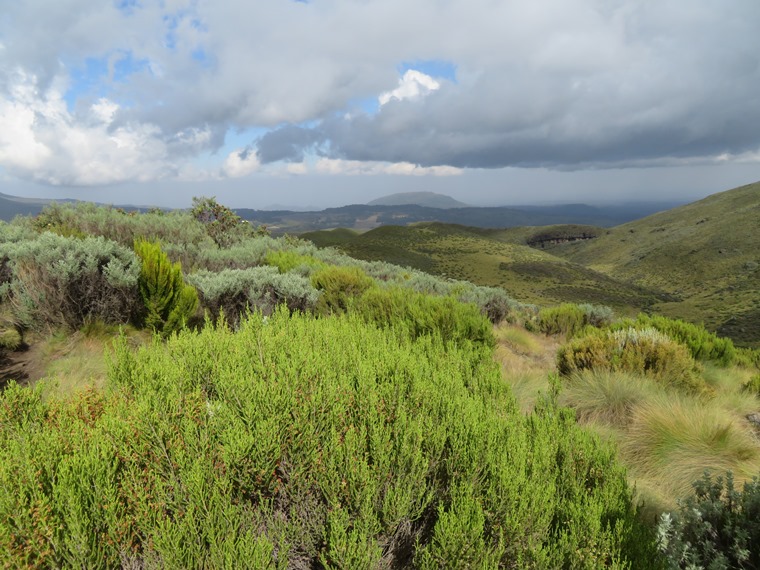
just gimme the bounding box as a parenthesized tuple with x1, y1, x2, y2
(0, 343, 31, 389)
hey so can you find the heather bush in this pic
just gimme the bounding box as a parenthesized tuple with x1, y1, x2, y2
(0, 310, 662, 568)
(134, 240, 198, 336)
(609, 314, 736, 367)
(657, 471, 760, 569)
(0, 233, 139, 330)
(355, 287, 494, 346)
(538, 303, 588, 336)
(188, 267, 319, 324)
(311, 265, 375, 314)
(264, 250, 326, 276)
(557, 327, 705, 393)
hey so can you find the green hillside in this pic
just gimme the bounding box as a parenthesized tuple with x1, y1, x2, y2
(303, 222, 667, 312)
(547, 182, 760, 347)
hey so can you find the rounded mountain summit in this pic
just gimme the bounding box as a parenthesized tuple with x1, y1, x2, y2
(367, 192, 469, 209)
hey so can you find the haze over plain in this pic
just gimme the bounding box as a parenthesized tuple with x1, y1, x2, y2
(1, 0, 759, 208)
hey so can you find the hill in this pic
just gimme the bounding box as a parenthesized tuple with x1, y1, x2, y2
(237, 202, 673, 234)
(0, 192, 46, 220)
(302, 222, 668, 311)
(367, 191, 469, 208)
(543, 181, 760, 346)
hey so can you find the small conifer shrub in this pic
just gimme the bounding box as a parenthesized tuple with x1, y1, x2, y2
(134, 240, 198, 336)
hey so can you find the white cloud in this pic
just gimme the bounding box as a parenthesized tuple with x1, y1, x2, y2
(378, 70, 441, 106)
(222, 148, 260, 178)
(0, 72, 173, 185)
(314, 158, 461, 176)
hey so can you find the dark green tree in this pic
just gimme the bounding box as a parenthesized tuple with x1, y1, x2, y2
(190, 196, 267, 247)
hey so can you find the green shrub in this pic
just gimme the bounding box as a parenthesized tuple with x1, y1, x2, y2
(32, 207, 88, 239)
(657, 471, 760, 569)
(610, 314, 736, 367)
(538, 303, 588, 336)
(0, 233, 140, 330)
(310, 265, 375, 314)
(355, 287, 494, 346)
(27, 202, 210, 249)
(456, 285, 523, 324)
(134, 240, 198, 336)
(264, 250, 326, 275)
(578, 303, 615, 328)
(188, 267, 319, 325)
(0, 328, 21, 351)
(537, 303, 614, 337)
(0, 311, 662, 568)
(742, 374, 760, 397)
(557, 327, 705, 393)
(191, 196, 266, 248)
(735, 347, 760, 370)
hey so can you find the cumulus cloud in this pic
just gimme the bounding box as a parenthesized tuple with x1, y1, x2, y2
(378, 70, 440, 106)
(222, 147, 260, 178)
(1, 0, 760, 187)
(0, 72, 172, 185)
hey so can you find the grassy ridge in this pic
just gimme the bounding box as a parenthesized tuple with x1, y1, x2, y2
(302, 222, 668, 311)
(548, 181, 760, 347)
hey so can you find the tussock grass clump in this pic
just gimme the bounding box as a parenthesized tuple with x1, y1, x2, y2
(496, 324, 543, 355)
(557, 327, 705, 393)
(561, 370, 664, 428)
(0, 310, 662, 568)
(623, 397, 760, 500)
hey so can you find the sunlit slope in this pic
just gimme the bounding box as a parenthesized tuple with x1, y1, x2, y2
(550, 181, 760, 346)
(303, 222, 666, 310)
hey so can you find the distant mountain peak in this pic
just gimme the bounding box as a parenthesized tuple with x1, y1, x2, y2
(367, 191, 468, 209)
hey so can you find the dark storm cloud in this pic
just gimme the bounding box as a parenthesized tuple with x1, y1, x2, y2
(255, 125, 324, 164)
(2, 0, 760, 187)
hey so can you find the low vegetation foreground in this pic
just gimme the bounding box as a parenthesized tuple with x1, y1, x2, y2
(0, 198, 759, 568)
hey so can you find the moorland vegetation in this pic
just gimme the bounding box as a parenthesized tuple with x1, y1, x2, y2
(0, 198, 758, 568)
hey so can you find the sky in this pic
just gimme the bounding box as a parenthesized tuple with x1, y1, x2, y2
(1, 0, 759, 209)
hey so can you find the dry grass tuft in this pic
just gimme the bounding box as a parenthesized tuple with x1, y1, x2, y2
(623, 395, 760, 502)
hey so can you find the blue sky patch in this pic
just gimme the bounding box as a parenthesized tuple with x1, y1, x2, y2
(399, 60, 457, 83)
(63, 51, 151, 111)
(115, 0, 140, 16)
